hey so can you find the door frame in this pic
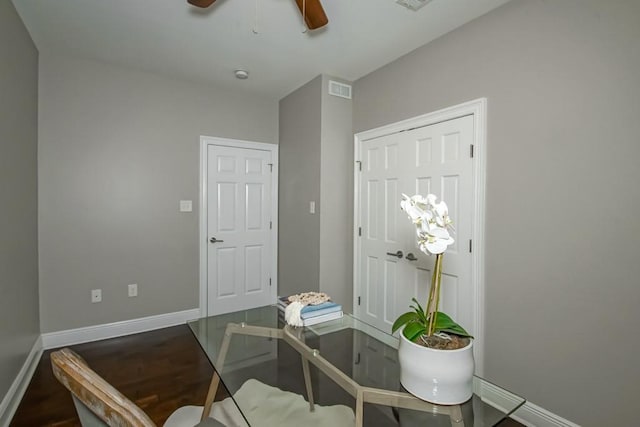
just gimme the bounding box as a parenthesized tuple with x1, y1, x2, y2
(199, 136, 279, 317)
(353, 98, 487, 374)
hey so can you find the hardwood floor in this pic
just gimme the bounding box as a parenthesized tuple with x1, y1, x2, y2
(10, 325, 228, 426)
(10, 325, 523, 426)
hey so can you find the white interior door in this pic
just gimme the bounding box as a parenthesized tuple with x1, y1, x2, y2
(358, 131, 423, 333)
(206, 143, 276, 315)
(356, 115, 475, 336)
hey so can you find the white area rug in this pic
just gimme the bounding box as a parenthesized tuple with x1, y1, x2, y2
(166, 378, 355, 426)
(165, 378, 355, 426)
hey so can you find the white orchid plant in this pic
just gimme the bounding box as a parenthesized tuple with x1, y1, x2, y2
(392, 194, 473, 342)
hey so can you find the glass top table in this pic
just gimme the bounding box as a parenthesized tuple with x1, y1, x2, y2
(189, 305, 524, 427)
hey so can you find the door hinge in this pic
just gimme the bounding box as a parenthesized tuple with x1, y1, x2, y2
(470, 145, 474, 158)
(267, 163, 273, 172)
(358, 227, 362, 237)
(354, 352, 361, 365)
(356, 160, 362, 171)
(358, 296, 361, 305)
(469, 239, 472, 253)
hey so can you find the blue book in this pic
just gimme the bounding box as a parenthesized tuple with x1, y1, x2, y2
(301, 301, 340, 314)
(301, 305, 342, 319)
(277, 296, 340, 314)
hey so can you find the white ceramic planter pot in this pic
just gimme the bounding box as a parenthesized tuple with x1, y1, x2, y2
(398, 331, 475, 405)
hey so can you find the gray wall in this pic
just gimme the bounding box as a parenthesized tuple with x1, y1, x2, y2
(353, 0, 640, 425)
(38, 55, 278, 332)
(278, 75, 354, 309)
(278, 76, 322, 298)
(319, 75, 353, 310)
(0, 0, 39, 412)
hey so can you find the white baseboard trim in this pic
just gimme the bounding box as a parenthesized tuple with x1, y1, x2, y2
(0, 336, 43, 427)
(512, 401, 580, 427)
(41, 308, 201, 349)
(477, 379, 579, 427)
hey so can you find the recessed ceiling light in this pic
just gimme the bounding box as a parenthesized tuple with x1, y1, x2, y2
(234, 69, 249, 80)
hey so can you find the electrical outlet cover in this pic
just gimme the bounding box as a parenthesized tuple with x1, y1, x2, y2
(179, 200, 193, 212)
(91, 289, 102, 303)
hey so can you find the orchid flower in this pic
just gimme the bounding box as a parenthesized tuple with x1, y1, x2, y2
(400, 195, 426, 224)
(418, 227, 454, 255)
(401, 193, 455, 255)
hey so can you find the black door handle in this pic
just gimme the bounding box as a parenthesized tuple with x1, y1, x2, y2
(406, 252, 418, 261)
(386, 250, 403, 258)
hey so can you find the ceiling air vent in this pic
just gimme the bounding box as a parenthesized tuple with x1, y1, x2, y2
(397, 0, 433, 11)
(329, 80, 352, 100)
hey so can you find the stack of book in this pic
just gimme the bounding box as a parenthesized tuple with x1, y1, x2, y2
(277, 296, 343, 326)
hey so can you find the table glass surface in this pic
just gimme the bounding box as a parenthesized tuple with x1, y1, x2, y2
(189, 305, 524, 427)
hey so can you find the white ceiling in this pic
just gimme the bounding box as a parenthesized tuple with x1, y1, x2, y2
(13, 0, 511, 99)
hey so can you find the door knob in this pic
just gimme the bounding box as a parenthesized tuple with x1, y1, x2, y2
(210, 237, 224, 243)
(406, 252, 418, 261)
(386, 250, 403, 258)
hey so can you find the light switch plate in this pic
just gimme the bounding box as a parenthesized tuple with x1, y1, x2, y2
(180, 200, 193, 212)
(309, 201, 316, 214)
(128, 283, 138, 297)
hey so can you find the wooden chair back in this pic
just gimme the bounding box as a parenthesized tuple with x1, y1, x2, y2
(51, 347, 156, 427)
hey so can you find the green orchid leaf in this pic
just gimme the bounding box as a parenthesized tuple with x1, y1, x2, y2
(431, 311, 473, 338)
(411, 298, 425, 313)
(402, 322, 426, 342)
(430, 313, 458, 330)
(394, 307, 472, 340)
(392, 311, 419, 333)
(410, 299, 428, 324)
(430, 311, 455, 325)
(433, 318, 458, 331)
(411, 306, 427, 325)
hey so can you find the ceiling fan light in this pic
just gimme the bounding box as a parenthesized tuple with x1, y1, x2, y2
(234, 70, 249, 80)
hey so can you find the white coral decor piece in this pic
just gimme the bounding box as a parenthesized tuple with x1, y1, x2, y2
(400, 194, 455, 255)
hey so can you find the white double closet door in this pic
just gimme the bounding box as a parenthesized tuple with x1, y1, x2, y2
(357, 115, 475, 336)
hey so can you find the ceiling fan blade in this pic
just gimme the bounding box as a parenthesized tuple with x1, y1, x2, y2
(294, 0, 329, 30)
(187, 0, 217, 8)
